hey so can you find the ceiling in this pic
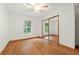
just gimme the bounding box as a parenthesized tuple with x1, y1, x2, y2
(5, 3, 72, 19)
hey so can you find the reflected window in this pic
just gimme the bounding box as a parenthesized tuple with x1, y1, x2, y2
(45, 23, 48, 32)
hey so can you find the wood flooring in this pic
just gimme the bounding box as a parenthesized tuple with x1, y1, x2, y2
(1, 36, 79, 55)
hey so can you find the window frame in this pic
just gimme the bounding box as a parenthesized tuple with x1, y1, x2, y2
(24, 20, 31, 34)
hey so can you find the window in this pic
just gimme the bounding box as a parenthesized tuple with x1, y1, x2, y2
(45, 23, 48, 32)
(24, 20, 31, 34)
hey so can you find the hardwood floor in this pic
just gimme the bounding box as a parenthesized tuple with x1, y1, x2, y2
(43, 35, 59, 45)
(1, 37, 79, 55)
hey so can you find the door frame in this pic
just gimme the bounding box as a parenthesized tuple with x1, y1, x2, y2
(42, 15, 59, 45)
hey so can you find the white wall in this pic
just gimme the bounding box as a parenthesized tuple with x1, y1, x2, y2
(0, 4, 9, 53)
(9, 12, 42, 40)
(43, 4, 75, 48)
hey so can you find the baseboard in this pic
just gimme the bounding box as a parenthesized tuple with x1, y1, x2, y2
(42, 34, 58, 37)
(10, 36, 42, 42)
(59, 44, 75, 49)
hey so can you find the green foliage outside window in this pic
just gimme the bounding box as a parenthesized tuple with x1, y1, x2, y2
(24, 20, 31, 34)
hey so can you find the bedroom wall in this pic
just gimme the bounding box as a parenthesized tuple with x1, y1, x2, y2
(0, 4, 9, 53)
(43, 4, 75, 48)
(9, 12, 42, 40)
